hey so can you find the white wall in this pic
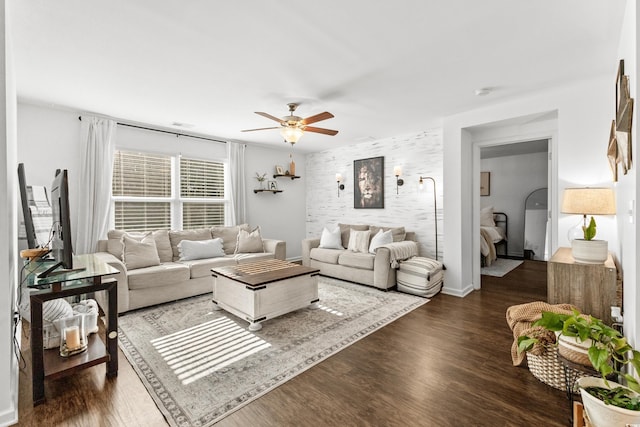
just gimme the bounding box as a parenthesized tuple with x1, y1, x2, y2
(444, 75, 616, 297)
(1, 0, 19, 423)
(480, 151, 548, 257)
(615, 0, 639, 349)
(306, 130, 443, 260)
(244, 144, 306, 260)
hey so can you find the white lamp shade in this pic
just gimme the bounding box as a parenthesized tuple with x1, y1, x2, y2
(335, 173, 343, 182)
(394, 165, 402, 176)
(280, 126, 303, 144)
(561, 187, 616, 215)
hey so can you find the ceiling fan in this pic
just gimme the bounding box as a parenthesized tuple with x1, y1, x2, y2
(241, 103, 338, 145)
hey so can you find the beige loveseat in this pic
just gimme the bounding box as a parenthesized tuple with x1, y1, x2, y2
(94, 225, 285, 313)
(302, 224, 418, 290)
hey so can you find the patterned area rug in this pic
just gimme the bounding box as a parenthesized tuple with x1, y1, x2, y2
(118, 277, 428, 426)
(481, 258, 524, 277)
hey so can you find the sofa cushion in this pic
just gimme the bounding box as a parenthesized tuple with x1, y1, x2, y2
(347, 229, 371, 253)
(235, 226, 264, 253)
(369, 226, 406, 242)
(127, 262, 191, 290)
(235, 252, 275, 264)
(179, 256, 237, 279)
(151, 229, 173, 262)
(369, 229, 393, 253)
(338, 251, 375, 270)
(212, 224, 250, 254)
(309, 247, 343, 264)
(319, 226, 343, 249)
(122, 234, 161, 270)
(178, 238, 225, 261)
(107, 229, 172, 262)
(339, 223, 370, 249)
(169, 228, 213, 261)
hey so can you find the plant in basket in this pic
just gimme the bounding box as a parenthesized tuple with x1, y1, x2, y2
(518, 310, 640, 426)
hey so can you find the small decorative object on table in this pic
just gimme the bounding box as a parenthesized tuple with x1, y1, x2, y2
(56, 314, 88, 357)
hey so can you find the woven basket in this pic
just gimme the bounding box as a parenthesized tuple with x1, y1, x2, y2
(527, 343, 588, 392)
(557, 335, 593, 367)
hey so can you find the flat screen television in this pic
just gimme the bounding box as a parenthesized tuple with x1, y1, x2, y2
(38, 169, 81, 278)
(17, 163, 38, 249)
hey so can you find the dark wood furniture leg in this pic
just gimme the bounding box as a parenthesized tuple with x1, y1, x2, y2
(30, 295, 45, 405)
(105, 279, 118, 377)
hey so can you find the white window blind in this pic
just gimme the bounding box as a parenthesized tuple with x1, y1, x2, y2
(180, 157, 225, 229)
(112, 150, 226, 231)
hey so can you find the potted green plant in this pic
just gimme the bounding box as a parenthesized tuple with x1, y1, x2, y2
(518, 310, 640, 426)
(255, 172, 267, 189)
(571, 216, 609, 263)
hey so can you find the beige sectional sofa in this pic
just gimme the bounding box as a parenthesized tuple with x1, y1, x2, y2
(302, 223, 418, 290)
(94, 224, 285, 314)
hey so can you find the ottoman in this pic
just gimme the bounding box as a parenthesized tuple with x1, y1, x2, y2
(397, 257, 444, 297)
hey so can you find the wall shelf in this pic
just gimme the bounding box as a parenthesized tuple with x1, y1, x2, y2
(253, 189, 283, 194)
(273, 174, 300, 180)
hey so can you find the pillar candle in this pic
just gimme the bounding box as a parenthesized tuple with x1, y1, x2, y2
(65, 326, 81, 349)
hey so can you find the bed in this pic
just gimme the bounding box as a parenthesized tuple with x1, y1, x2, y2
(480, 207, 508, 266)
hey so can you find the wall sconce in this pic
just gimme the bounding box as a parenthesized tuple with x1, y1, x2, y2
(336, 173, 345, 197)
(394, 165, 404, 194)
(419, 176, 438, 260)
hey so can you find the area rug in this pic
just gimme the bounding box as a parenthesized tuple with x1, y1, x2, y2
(481, 258, 523, 277)
(117, 277, 428, 426)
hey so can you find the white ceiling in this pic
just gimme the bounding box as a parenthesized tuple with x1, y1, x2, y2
(10, 1, 627, 153)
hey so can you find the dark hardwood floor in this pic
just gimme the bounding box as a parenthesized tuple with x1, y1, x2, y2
(14, 260, 570, 426)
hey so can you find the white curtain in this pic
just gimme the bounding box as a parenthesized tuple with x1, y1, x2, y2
(74, 116, 117, 254)
(227, 141, 246, 225)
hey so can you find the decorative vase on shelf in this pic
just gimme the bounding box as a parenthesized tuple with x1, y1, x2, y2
(289, 154, 296, 175)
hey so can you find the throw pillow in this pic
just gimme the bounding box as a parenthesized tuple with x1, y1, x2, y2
(338, 223, 370, 248)
(211, 224, 251, 254)
(319, 226, 343, 249)
(122, 234, 161, 270)
(369, 225, 406, 242)
(480, 206, 495, 227)
(178, 238, 225, 261)
(347, 229, 371, 253)
(369, 229, 393, 253)
(235, 227, 264, 253)
(168, 228, 213, 261)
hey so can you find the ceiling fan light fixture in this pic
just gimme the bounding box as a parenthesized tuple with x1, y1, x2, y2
(280, 126, 304, 144)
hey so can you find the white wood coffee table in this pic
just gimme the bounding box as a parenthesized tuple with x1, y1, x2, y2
(211, 259, 320, 331)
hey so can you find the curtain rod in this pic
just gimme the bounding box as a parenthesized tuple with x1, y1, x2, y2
(78, 116, 227, 144)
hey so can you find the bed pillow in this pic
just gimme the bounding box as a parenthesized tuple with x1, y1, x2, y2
(480, 206, 496, 227)
(347, 229, 371, 254)
(178, 238, 225, 261)
(319, 226, 344, 249)
(122, 234, 161, 270)
(369, 229, 393, 253)
(235, 227, 264, 253)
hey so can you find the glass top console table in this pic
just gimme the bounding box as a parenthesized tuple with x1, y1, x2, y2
(26, 253, 119, 405)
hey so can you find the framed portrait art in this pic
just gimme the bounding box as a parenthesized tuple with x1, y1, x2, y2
(354, 156, 384, 209)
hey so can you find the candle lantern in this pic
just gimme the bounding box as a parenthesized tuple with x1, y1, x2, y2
(56, 314, 88, 357)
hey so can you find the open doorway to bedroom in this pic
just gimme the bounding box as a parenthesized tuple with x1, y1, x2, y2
(479, 139, 549, 277)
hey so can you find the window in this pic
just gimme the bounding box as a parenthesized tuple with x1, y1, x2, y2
(112, 151, 226, 231)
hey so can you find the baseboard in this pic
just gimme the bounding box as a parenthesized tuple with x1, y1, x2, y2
(286, 256, 302, 263)
(441, 283, 474, 298)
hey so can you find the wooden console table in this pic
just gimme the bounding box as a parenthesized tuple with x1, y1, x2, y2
(26, 254, 119, 405)
(547, 247, 618, 324)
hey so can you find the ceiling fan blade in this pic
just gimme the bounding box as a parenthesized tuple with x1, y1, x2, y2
(241, 126, 280, 132)
(255, 112, 285, 123)
(304, 126, 339, 136)
(301, 111, 334, 125)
